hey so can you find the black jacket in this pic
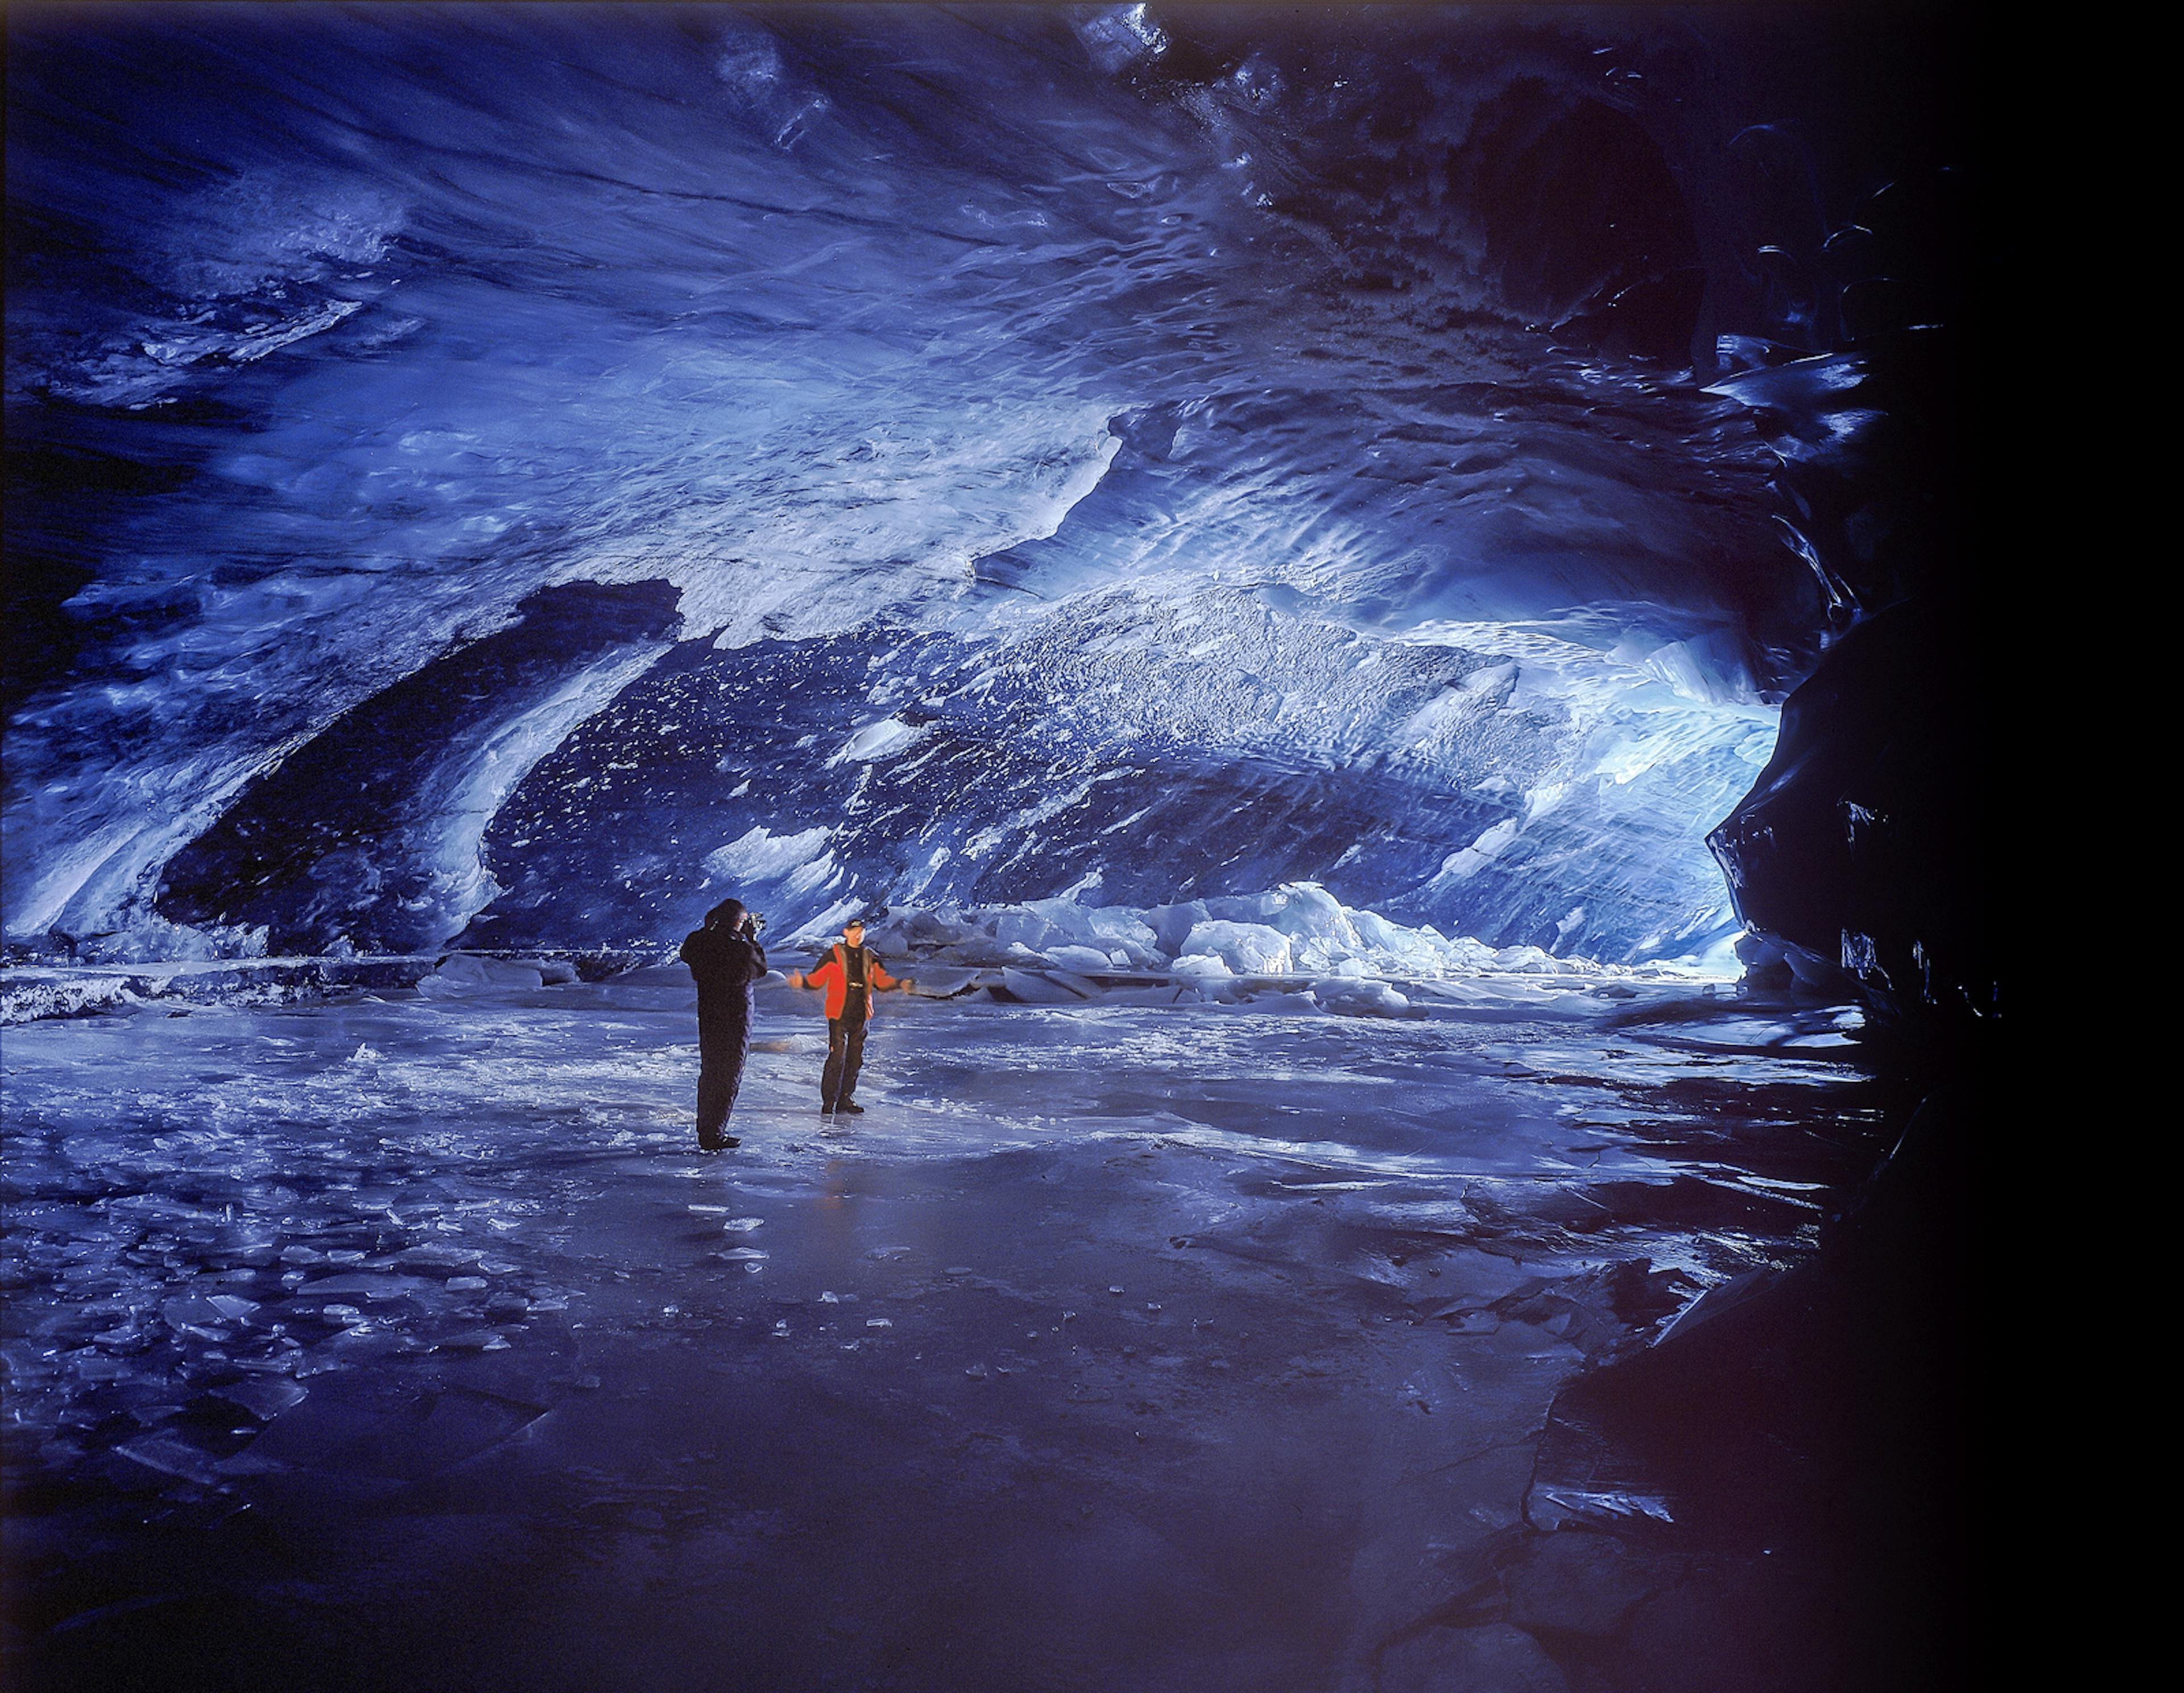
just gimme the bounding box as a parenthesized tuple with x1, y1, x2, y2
(680, 927, 767, 1020)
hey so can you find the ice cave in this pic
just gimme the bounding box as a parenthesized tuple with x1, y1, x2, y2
(2, 7, 1988, 1691)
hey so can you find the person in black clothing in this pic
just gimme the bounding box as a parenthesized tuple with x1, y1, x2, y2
(679, 897, 768, 1150)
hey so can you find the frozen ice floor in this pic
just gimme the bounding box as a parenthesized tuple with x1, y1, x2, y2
(2, 971, 1884, 1692)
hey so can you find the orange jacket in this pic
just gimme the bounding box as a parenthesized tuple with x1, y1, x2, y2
(799, 944, 904, 1019)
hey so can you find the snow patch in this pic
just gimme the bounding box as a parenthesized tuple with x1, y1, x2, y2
(826, 718, 928, 767)
(706, 826, 833, 884)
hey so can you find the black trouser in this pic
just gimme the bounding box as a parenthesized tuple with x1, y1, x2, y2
(822, 1014, 867, 1108)
(697, 1005, 752, 1148)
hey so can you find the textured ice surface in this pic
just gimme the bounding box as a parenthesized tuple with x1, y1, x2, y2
(0, 876, 1734, 1032)
(5, 7, 1802, 968)
(3, 973, 1880, 1690)
(847, 881, 1744, 986)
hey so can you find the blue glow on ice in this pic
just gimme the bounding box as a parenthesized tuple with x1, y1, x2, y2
(6, 7, 1798, 969)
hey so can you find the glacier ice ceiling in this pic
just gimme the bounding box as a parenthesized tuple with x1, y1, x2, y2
(5, 4, 1958, 975)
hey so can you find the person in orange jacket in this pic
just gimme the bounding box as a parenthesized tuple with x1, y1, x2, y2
(784, 917, 915, 1116)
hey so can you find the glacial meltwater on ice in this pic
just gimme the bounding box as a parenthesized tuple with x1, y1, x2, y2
(2, 969, 1882, 1691)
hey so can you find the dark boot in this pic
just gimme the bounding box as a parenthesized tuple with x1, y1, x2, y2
(837, 1099, 865, 1114)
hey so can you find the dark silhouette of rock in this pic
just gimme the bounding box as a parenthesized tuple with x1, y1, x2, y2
(1708, 596, 1993, 1042)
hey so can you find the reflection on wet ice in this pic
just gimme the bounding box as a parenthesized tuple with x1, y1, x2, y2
(2, 973, 1882, 1686)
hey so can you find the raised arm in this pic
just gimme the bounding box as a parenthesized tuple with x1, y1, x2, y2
(788, 955, 841, 994)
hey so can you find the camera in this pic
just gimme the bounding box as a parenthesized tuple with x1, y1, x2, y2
(744, 912, 766, 937)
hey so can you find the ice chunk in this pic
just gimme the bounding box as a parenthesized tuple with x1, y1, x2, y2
(705, 825, 830, 885)
(113, 1435, 225, 1488)
(991, 910, 1056, 951)
(826, 718, 928, 766)
(1178, 921, 1292, 975)
(301, 1273, 420, 1300)
(840, 886, 1596, 992)
(161, 1295, 231, 1329)
(1312, 979, 1412, 1018)
(435, 1329, 511, 1352)
(996, 969, 1093, 1004)
(212, 1378, 309, 1420)
(417, 955, 544, 998)
(1433, 820, 1521, 886)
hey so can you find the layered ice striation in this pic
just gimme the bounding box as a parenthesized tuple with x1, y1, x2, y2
(6, 6, 1818, 973)
(457, 596, 1773, 965)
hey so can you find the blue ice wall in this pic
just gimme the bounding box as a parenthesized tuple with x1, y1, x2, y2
(7, 6, 1846, 965)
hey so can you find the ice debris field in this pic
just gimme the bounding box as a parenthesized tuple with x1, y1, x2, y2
(3, 949, 1878, 1691)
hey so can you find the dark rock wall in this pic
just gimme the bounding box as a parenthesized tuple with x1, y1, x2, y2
(1709, 591, 1992, 1039)
(1703, 172, 1987, 1042)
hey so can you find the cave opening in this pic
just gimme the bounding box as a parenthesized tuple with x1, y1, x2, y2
(4, 8, 1983, 1692)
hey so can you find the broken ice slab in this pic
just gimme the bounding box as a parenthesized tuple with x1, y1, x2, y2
(393, 1245, 485, 1271)
(301, 1273, 431, 1300)
(111, 1434, 227, 1489)
(160, 1294, 238, 1328)
(230, 1345, 306, 1376)
(1649, 1266, 1776, 1346)
(211, 1378, 309, 1420)
(1, 940, 1879, 1688)
(1528, 1485, 1677, 1530)
(433, 1330, 512, 1353)
(416, 955, 549, 998)
(993, 968, 1097, 1005)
